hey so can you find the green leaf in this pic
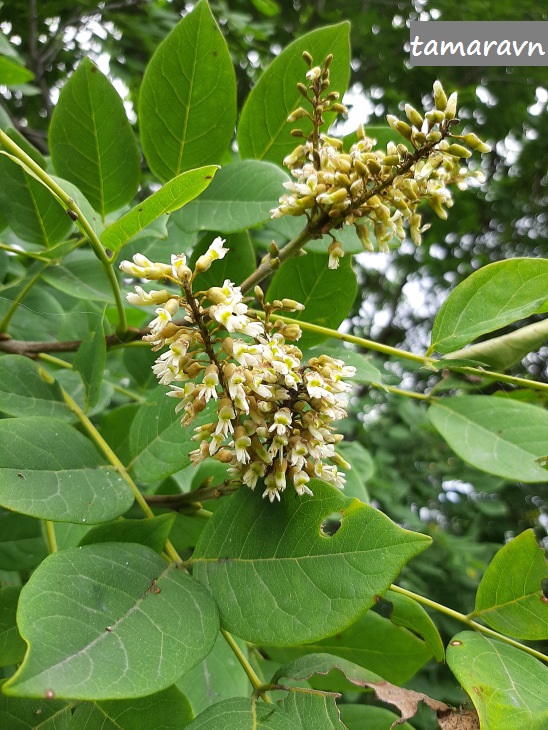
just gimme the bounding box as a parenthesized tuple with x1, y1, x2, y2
(139, 0, 236, 182)
(473, 530, 548, 640)
(0, 511, 47, 572)
(0, 155, 72, 246)
(128, 386, 216, 483)
(430, 259, 548, 354)
(0, 417, 135, 523)
(73, 309, 106, 410)
(266, 253, 357, 348)
(42, 250, 113, 302)
(49, 57, 140, 217)
(265, 609, 433, 685)
(271, 652, 382, 686)
(278, 691, 346, 729)
(446, 631, 548, 730)
(0, 355, 70, 419)
(338, 705, 414, 730)
(3, 543, 219, 700)
(237, 22, 351, 164)
(192, 480, 430, 645)
(172, 161, 289, 234)
(428, 396, 548, 483)
(78, 515, 176, 554)
(55, 369, 114, 419)
(185, 697, 300, 729)
(191, 230, 256, 291)
(382, 589, 445, 662)
(0, 56, 34, 86)
(70, 686, 193, 729)
(101, 166, 219, 252)
(0, 586, 26, 666)
(337, 441, 375, 503)
(0, 681, 71, 729)
(442, 318, 548, 372)
(177, 633, 250, 715)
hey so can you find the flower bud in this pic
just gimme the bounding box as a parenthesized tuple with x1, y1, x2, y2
(433, 80, 448, 111)
(281, 298, 305, 312)
(287, 107, 308, 123)
(404, 104, 424, 129)
(445, 92, 458, 120)
(446, 144, 472, 159)
(462, 133, 491, 153)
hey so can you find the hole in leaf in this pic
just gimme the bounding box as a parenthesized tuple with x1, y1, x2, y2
(541, 579, 548, 601)
(321, 512, 342, 537)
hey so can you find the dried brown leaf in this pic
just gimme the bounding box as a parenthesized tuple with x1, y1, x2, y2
(438, 708, 480, 729)
(364, 680, 450, 727)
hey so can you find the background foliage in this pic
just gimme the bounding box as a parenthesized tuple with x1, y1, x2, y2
(0, 1, 547, 728)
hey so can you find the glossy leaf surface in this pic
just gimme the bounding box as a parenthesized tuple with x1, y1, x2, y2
(4, 543, 219, 699)
(0, 418, 134, 523)
(193, 480, 430, 645)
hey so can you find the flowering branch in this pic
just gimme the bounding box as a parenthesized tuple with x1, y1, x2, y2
(120, 240, 356, 503)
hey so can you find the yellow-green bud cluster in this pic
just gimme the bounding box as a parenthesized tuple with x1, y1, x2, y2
(120, 242, 356, 503)
(271, 79, 490, 255)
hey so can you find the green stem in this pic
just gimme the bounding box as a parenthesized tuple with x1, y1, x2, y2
(250, 310, 433, 366)
(390, 584, 548, 663)
(59, 386, 182, 564)
(221, 629, 271, 703)
(377, 383, 434, 401)
(240, 226, 314, 294)
(0, 242, 51, 262)
(38, 353, 145, 402)
(0, 129, 128, 335)
(44, 521, 58, 553)
(0, 262, 49, 333)
(253, 312, 548, 396)
(448, 366, 548, 394)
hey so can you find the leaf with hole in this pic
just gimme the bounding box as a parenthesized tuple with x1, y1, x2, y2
(430, 258, 548, 354)
(446, 631, 548, 729)
(192, 480, 430, 646)
(3, 543, 219, 699)
(472, 529, 548, 640)
(139, 1, 236, 182)
(429, 396, 548, 482)
(237, 22, 350, 165)
(49, 57, 140, 217)
(0, 417, 134, 523)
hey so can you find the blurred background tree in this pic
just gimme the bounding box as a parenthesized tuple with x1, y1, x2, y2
(1, 1, 546, 721)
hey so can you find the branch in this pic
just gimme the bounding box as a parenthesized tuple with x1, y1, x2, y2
(144, 480, 240, 510)
(0, 328, 147, 357)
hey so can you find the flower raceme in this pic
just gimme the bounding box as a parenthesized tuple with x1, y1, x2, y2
(120, 239, 356, 502)
(271, 56, 491, 264)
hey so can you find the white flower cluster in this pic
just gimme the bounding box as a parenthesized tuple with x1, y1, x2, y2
(120, 239, 356, 502)
(271, 79, 490, 260)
